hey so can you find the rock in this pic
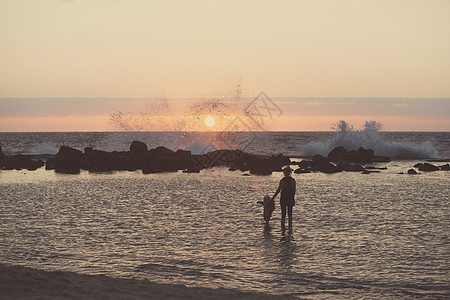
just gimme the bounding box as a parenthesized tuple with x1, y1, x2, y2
(327, 146, 381, 164)
(175, 149, 191, 160)
(248, 158, 273, 175)
(413, 163, 423, 168)
(148, 146, 174, 156)
(183, 167, 201, 173)
(294, 168, 311, 174)
(439, 164, 450, 170)
(84, 149, 113, 172)
(418, 163, 439, 172)
(0, 146, 5, 167)
(142, 161, 159, 174)
(47, 146, 83, 174)
(57, 146, 82, 156)
(311, 155, 341, 173)
(347, 147, 374, 164)
(297, 160, 313, 170)
(327, 146, 348, 162)
(361, 170, 371, 174)
(130, 141, 148, 154)
(2, 155, 44, 171)
(336, 161, 365, 172)
(407, 169, 418, 175)
(268, 154, 291, 170)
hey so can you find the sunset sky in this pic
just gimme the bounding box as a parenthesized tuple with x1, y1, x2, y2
(0, 0, 449, 131)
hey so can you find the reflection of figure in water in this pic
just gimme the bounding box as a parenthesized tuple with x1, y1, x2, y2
(271, 167, 296, 230)
(257, 195, 275, 229)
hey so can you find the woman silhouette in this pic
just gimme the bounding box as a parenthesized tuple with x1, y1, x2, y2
(271, 167, 296, 230)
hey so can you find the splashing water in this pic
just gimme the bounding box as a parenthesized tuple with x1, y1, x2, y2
(302, 120, 438, 159)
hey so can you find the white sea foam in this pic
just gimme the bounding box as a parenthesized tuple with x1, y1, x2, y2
(184, 139, 217, 155)
(301, 120, 438, 159)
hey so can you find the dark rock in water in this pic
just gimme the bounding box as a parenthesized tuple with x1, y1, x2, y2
(47, 146, 83, 174)
(312, 154, 327, 164)
(142, 162, 159, 174)
(297, 160, 313, 170)
(294, 168, 311, 174)
(398, 172, 404, 174)
(407, 169, 418, 175)
(327, 146, 379, 164)
(84, 149, 114, 172)
(439, 163, 450, 171)
(248, 158, 273, 175)
(130, 141, 148, 154)
(228, 167, 238, 171)
(413, 163, 423, 168)
(242, 173, 251, 176)
(311, 155, 341, 173)
(57, 146, 82, 156)
(418, 163, 439, 172)
(268, 154, 291, 170)
(361, 170, 371, 174)
(336, 161, 365, 172)
(3, 155, 44, 171)
(0, 146, 5, 167)
(175, 149, 191, 160)
(327, 146, 347, 162)
(148, 146, 174, 156)
(347, 147, 374, 164)
(183, 167, 201, 173)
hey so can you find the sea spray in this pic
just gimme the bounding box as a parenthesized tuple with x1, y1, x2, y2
(301, 120, 438, 159)
(31, 143, 59, 155)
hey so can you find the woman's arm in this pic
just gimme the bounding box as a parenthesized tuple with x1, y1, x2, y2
(272, 180, 283, 200)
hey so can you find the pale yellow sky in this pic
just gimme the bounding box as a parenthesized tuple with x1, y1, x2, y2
(0, 1, 449, 131)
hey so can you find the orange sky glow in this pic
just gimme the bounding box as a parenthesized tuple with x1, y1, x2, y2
(0, 1, 449, 131)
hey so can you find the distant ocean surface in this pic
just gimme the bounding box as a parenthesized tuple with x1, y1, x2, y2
(1, 131, 449, 158)
(1, 131, 449, 299)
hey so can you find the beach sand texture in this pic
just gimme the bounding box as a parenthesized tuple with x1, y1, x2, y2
(0, 264, 297, 300)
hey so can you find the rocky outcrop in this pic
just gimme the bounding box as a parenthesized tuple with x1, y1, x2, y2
(130, 141, 148, 154)
(2, 155, 44, 171)
(327, 146, 390, 164)
(336, 161, 365, 172)
(407, 169, 418, 175)
(311, 155, 341, 174)
(46, 146, 84, 174)
(439, 164, 450, 170)
(0, 146, 5, 167)
(418, 163, 439, 172)
(248, 158, 273, 175)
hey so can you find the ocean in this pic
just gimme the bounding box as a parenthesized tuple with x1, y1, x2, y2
(0, 130, 449, 299)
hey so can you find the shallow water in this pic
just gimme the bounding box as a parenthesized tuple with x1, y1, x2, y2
(1, 162, 448, 299)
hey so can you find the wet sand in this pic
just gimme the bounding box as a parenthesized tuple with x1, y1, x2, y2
(0, 264, 298, 300)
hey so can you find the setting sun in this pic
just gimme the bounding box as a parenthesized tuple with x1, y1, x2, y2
(204, 116, 215, 127)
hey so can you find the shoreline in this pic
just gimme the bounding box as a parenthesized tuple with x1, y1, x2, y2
(0, 263, 298, 300)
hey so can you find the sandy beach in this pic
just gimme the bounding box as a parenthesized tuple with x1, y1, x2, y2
(0, 264, 298, 300)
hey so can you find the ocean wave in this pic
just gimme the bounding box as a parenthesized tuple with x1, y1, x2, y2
(301, 120, 438, 159)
